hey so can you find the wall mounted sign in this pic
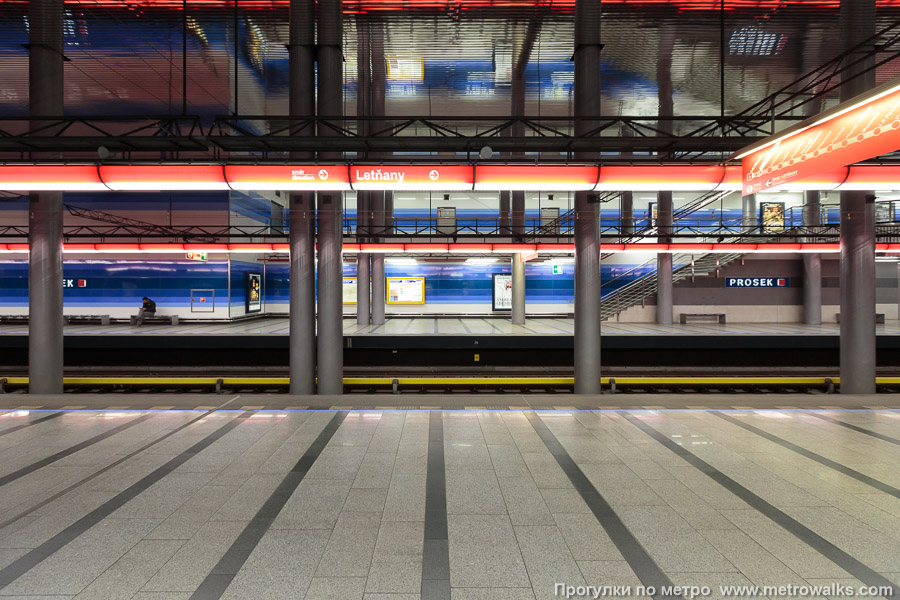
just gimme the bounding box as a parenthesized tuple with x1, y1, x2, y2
(726, 277, 789, 288)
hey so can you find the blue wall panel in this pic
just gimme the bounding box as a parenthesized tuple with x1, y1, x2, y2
(0, 259, 654, 310)
(0, 260, 229, 309)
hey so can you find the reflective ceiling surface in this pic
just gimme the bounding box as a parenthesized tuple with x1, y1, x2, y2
(1, 1, 899, 123)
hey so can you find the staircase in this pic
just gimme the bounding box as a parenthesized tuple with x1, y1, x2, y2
(601, 252, 743, 321)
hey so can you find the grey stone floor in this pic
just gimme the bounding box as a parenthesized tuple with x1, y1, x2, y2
(0, 405, 899, 600)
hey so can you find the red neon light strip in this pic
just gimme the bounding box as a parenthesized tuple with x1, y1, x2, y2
(2, 164, 900, 191)
(20, 242, 858, 255)
(13, 0, 900, 11)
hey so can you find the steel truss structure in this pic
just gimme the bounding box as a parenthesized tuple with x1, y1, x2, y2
(0, 115, 792, 160)
(2, 221, 899, 246)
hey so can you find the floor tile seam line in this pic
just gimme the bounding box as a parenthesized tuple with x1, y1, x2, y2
(67, 523, 190, 598)
(806, 412, 900, 447)
(710, 412, 900, 500)
(422, 410, 450, 595)
(0, 397, 244, 533)
(0, 412, 157, 490)
(617, 411, 897, 591)
(523, 411, 683, 600)
(0, 409, 254, 591)
(0, 412, 63, 437)
(187, 410, 349, 600)
(478, 415, 519, 531)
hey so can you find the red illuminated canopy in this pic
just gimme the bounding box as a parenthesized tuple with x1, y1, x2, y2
(0, 242, 871, 255)
(1, 163, 900, 192)
(5, 0, 900, 10)
(739, 79, 900, 195)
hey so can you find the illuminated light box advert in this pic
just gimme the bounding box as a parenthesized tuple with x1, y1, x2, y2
(386, 277, 425, 305)
(246, 273, 262, 313)
(343, 277, 358, 304)
(492, 273, 512, 311)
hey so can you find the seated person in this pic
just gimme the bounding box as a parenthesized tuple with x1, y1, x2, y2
(135, 296, 156, 326)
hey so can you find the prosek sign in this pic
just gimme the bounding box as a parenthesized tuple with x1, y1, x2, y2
(726, 277, 789, 288)
(738, 78, 900, 195)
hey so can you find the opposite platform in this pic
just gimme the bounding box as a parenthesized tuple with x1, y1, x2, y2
(1, 316, 899, 337)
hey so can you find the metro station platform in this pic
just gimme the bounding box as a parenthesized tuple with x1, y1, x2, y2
(3, 317, 900, 373)
(0, 404, 897, 600)
(1, 316, 900, 337)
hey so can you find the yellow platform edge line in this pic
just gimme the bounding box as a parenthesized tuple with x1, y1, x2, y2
(0, 376, 872, 385)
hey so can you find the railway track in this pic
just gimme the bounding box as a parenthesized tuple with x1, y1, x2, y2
(3, 372, 900, 394)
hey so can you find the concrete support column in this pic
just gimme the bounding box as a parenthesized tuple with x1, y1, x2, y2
(370, 191, 386, 325)
(500, 191, 511, 234)
(288, 0, 315, 395)
(839, 0, 876, 394)
(385, 192, 394, 233)
(28, 0, 65, 394)
(512, 191, 525, 237)
(289, 192, 316, 395)
(29, 193, 64, 394)
(840, 191, 876, 394)
(742, 193, 757, 230)
(656, 190, 673, 325)
(356, 252, 370, 325)
(573, 0, 602, 394)
(621, 191, 633, 236)
(371, 254, 385, 325)
(316, 0, 343, 394)
(316, 193, 343, 395)
(803, 190, 822, 325)
(511, 254, 525, 325)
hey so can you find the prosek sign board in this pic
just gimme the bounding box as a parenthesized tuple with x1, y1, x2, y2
(726, 277, 789, 288)
(738, 78, 900, 195)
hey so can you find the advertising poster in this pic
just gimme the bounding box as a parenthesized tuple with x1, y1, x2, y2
(386, 277, 425, 304)
(492, 273, 512, 311)
(343, 277, 358, 304)
(246, 273, 262, 313)
(759, 202, 785, 233)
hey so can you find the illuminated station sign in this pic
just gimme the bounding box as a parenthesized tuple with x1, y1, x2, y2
(738, 78, 900, 195)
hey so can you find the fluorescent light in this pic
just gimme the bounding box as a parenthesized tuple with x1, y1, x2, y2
(386, 257, 417, 265)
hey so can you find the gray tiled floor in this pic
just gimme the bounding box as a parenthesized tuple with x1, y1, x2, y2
(0, 407, 899, 599)
(2, 317, 900, 337)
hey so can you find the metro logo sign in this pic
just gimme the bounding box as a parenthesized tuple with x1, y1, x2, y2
(739, 79, 900, 195)
(351, 166, 474, 190)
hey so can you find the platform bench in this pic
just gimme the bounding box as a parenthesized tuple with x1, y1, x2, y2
(65, 314, 110, 326)
(836, 313, 885, 324)
(680, 313, 726, 324)
(130, 314, 179, 326)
